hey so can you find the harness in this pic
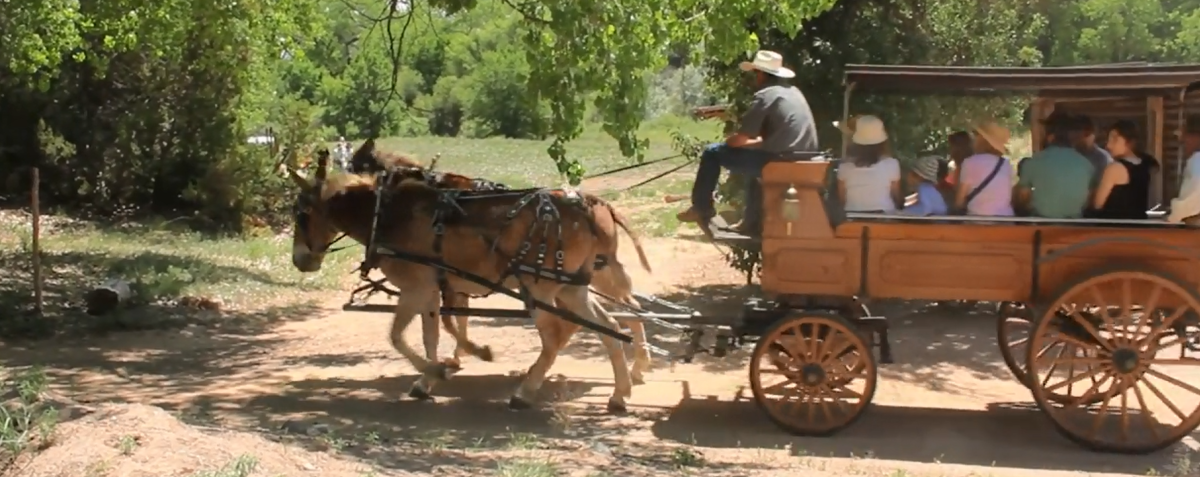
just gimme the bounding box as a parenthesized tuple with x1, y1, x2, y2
(358, 167, 596, 300)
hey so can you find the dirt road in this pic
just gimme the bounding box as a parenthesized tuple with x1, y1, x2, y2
(5, 236, 1196, 476)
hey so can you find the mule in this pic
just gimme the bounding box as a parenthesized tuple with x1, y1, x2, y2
(289, 151, 636, 411)
(349, 139, 655, 384)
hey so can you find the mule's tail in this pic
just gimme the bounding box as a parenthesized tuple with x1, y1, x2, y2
(605, 201, 652, 273)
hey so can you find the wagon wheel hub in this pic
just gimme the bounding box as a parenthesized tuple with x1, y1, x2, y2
(1110, 347, 1140, 374)
(800, 363, 826, 386)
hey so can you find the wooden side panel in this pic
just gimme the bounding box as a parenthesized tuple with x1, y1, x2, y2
(761, 238, 861, 297)
(1037, 227, 1200, 299)
(866, 239, 1031, 301)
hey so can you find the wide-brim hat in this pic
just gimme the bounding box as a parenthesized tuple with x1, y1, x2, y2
(913, 156, 941, 182)
(739, 50, 795, 79)
(851, 115, 888, 146)
(974, 121, 1011, 154)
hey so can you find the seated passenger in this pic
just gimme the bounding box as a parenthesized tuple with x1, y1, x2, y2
(1074, 115, 1114, 189)
(902, 156, 948, 216)
(1168, 125, 1200, 224)
(837, 115, 901, 213)
(1091, 120, 1156, 219)
(937, 131, 972, 204)
(676, 50, 818, 235)
(1014, 118, 1095, 218)
(954, 122, 1014, 216)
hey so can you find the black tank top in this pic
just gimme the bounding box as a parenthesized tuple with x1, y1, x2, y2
(1096, 156, 1153, 219)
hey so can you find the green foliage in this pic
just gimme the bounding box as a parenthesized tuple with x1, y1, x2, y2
(8, 0, 1200, 232)
(1, 367, 58, 469)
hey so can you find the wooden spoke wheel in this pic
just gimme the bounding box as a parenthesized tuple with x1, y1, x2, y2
(750, 313, 877, 436)
(997, 301, 1035, 385)
(998, 301, 1109, 405)
(1027, 269, 1200, 454)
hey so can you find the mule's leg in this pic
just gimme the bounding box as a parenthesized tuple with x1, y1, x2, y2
(421, 312, 440, 363)
(513, 286, 632, 413)
(509, 286, 571, 410)
(439, 292, 493, 362)
(622, 319, 651, 385)
(448, 293, 483, 362)
(387, 287, 454, 400)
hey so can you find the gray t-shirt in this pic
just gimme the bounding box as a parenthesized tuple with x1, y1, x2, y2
(738, 84, 819, 154)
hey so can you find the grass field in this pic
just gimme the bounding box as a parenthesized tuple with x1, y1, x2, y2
(0, 211, 362, 338)
(377, 118, 722, 237)
(376, 117, 722, 186)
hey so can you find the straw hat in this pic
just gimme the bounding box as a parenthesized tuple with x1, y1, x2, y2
(912, 156, 941, 182)
(836, 115, 860, 136)
(851, 115, 888, 146)
(973, 121, 1011, 154)
(739, 50, 795, 78)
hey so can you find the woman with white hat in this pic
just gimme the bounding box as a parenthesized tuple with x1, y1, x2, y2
(837, 115, 901, 213)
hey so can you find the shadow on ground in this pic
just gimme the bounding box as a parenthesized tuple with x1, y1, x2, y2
(560, 283, 1017, 392)
(0, 248, 298, 339)
(237, 374, 765, 475)
(650, 392, 1183, 474)
(0, 300, 337, 401)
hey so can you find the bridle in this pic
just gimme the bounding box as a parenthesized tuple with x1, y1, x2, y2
(294, 149, 352, 255)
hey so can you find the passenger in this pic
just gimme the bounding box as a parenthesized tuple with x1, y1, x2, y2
(837, 115, 901, 213)
(902, 156, 948, 216)
(1091, 120, 1156, 219)
(1167, 124, 1200, 224)
(954, 122, 1014, 216)
(1014, 117, 1095, 218)
(944, 131, 973, 187)
(676, 50, 818, 235)
(1074, 115, 1114, 189)
(937, 131, 973, 202)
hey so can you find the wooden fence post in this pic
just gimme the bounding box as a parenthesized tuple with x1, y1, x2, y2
(31, 167, 43, 316)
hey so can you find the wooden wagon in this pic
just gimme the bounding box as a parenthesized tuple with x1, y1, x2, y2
(340, 63, 1200, 456)
(713, 63, 1200, 455)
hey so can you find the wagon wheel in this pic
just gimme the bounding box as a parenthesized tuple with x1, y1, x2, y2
(997, 301, 1108, 405)
(1027, 269, 1200, 454)
(767, 302, 872, 374)
(750, 313, 877, 436)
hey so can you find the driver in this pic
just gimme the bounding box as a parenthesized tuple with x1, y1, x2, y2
(675, 50, 819, 235)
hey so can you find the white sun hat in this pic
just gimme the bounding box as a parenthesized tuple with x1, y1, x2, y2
(739, 50, 796, 79)
(851, 115, 888, 146)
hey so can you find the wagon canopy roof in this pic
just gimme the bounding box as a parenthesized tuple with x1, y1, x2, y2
(844, 62, 1200, 97)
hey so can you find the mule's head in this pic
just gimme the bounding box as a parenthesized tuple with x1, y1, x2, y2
(288, 148, 338, 273)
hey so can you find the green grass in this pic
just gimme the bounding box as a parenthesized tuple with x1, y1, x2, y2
(376, 119, 721, 187)
(0, 367, 57, 472)
(0, 212, 360, 338)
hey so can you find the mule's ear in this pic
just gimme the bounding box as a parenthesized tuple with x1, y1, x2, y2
(285, 166, 310, 189)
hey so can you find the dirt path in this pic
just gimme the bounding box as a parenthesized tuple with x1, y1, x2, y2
(3, 234, 1196, 476)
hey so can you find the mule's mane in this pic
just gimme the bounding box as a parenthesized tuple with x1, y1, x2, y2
(349, 138, 423, 173)
(319, 172, 377, 201)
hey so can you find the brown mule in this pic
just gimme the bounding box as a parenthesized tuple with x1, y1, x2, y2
(350, 139, 656, 384)
(289, 151, 636, 411)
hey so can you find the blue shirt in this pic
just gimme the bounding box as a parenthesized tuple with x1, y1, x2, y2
(902, 182, 948, 216)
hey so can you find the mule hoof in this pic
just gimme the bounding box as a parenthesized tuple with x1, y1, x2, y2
(606, 400, 628, 414)
(479, 346, 495, 362)
(508, 396, 533, 411)
(425, 361, 461, 381)
(408, 387, 434, 401)
(631, 374, 646, 386)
